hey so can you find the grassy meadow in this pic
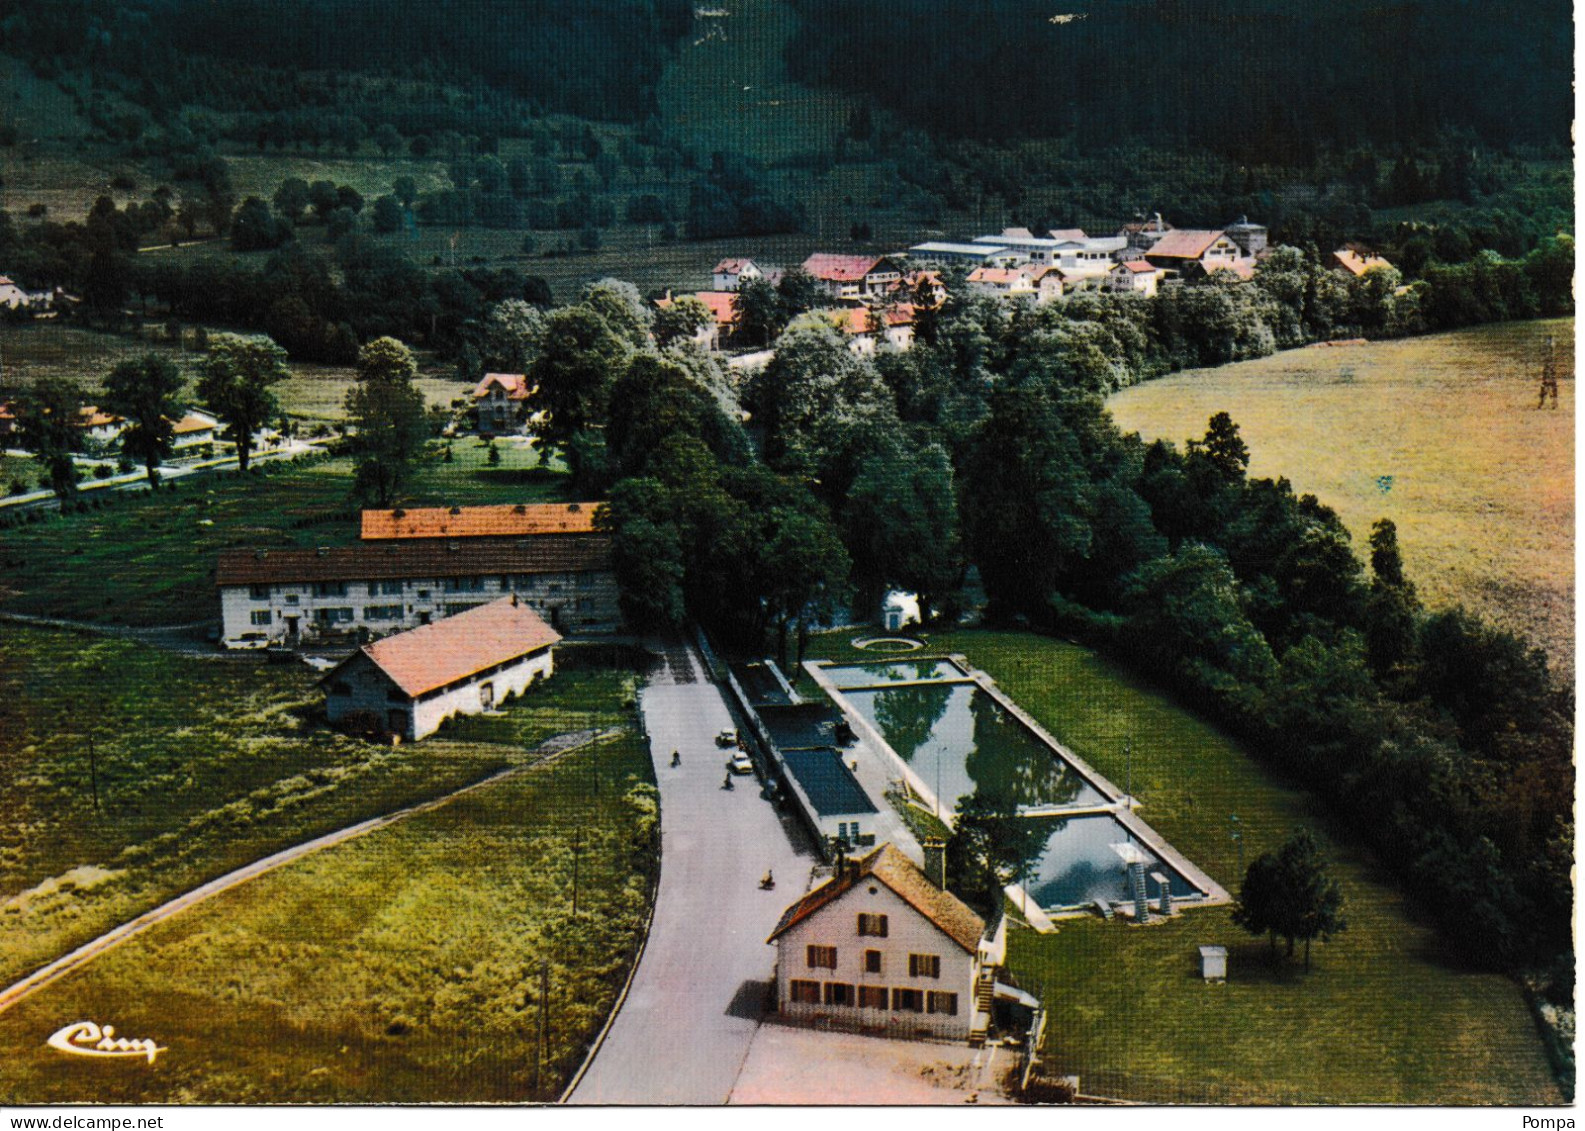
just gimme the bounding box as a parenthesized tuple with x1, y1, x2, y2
(799, 628, 1559, 1104)
(0, 622, 639, 990)
(0, 443, 571, 627)
(1109, 319, 1575, 680)
(0, 694, 653, 1102)
(0, 321, 466, 423)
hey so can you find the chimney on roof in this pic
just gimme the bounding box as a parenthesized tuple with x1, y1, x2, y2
(316, 546, 328, 556)
(449, 506, 462, 516)
(511, 593, 519, 607)
(513, 504, 527, 514)
(922, 837, 947, 889)
(393, 507, 405, 519)
(568, 503, 581, 512)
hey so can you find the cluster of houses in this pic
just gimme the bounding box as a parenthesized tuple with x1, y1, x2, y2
(647, 214, 1396, 362)
(0, 399, 220, 453)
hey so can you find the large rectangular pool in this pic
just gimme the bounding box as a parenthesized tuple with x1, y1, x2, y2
(843, 683, 1108, 812)
(824, 659, 971, 689)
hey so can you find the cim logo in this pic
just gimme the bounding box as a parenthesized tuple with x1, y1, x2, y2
(47, 1021, 166, 1064)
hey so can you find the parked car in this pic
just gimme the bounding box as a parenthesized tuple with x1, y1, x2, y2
(715, 729, 739, 748)
(727, 750, 754, 775)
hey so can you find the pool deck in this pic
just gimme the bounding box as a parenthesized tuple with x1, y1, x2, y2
(805, 655, 1230, 920)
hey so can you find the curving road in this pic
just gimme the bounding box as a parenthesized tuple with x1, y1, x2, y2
(567, 640, 815, 1105)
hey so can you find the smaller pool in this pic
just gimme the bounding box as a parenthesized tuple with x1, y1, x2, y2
(824, 659, 969, 689)
(1021, 815, 1203, 911)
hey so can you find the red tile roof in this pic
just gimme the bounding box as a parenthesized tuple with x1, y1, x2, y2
(1332, 248, 1394, 276)
(802, 253, 895, 282)
(767, 843, 985, 953)
(76, 406, 123, 430)
(216, 536, 612, 587)
(1117, 260, 1160, 274)
(968, 267, 1030, 287)
(472, 373, 531, 401)
(1144, 229, 1231, 260)
(172, 412, 215, 435)
(361, 502, 603, 540)
(695, 291, 740, 326)
(712, 258, 757, 275)
(344, 595, 561, 698)
(1204, 259, 1256, 280)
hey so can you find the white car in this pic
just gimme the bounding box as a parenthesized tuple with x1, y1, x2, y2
(727, 750, 754, 775)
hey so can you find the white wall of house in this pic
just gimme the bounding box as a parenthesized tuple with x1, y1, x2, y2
(774, 881, 978, 1042)
(325, 647, 554, 741)
(220, 570, 619, 647)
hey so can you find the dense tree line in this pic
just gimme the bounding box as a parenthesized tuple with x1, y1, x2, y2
(1, 0, 692, 125)
(785, 0, 1571, 161)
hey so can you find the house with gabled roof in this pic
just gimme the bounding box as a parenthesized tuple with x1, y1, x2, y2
(712, 258, 764, 291)
(320, 594, 561, 741)
(802, 253, 904, 301)
(655, 290, 739, 351)
(1331, 247, 1395, 277)
(1108, 259, 1166, 297)
(1143, 229, 1250, 279)
(361, 502, 602, 541)
(768, 842, 1005, 1043)
(472, 373, 532, 436)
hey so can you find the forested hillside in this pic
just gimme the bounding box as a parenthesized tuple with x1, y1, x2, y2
(786, 0, 1572, 158)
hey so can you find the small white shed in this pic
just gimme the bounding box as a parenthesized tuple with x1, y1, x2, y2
(1199, 945, 1228, 983)
(881, 591, 920, 632)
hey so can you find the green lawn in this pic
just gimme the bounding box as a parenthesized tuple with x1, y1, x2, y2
(0, 446, 573, 626)
(799, 628, 1559, 1104)
(0, 623, 638, 989)
(0, 731, 656, 1103)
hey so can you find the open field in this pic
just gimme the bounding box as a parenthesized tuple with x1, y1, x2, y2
(0, 447, 571, 626)
(0, 322, 465, 423)
(798, 628, 1558, 1104)
(0, 660, 651, 1102)
(1109, 320, 1575, 680)
(0, 621, 640, 993)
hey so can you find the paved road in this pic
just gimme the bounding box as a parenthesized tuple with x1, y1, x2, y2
(568, 640, 815, 1105)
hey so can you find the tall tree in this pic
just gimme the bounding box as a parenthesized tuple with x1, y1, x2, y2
(526, 304, 630, 482)
(843, 439, 962, 623)
(345, 337, 430, 506)
(1233, 829, 1348, 971)
(102, 355, 184, 486)
(13, 377, 84, 502)
(196, 334, 291, 471)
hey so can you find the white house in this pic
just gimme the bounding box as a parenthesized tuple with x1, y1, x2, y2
(802, 254, 904, 302)
(1108, 259, 1166, 297)
(321, 594, 561, 742)
(171, 409, 219, 448)
(712, 258, 764, 291)
(1143, 229, 1250, 279)
(881, 591, 920, 632)
(215, 535, 619, 648)
(768, 843, 996, 1043)
(0, 275, 53, 310)
(472, 373, 531, 436)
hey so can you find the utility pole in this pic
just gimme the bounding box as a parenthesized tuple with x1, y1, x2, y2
(538, 958, 550, 1093)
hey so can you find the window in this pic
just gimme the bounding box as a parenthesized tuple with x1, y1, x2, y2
(864, 950, 882, 974)
(857, 913, 888, 938)
(416, 589, 431, 600)
(857, 985, 888, 1010)
(369, 580, 403, 596)
(312, 582, 348, 598)
(789, 980, 821, 1005)
(823, 982, 855, 1007)
(806, 945, 837, 970)
(285, 593, 301, 605)
(364, 605, 403, 621)
(249, 584, 270, 600)
(313, 607, 354, 625)
(250, 610, 272, 626)
(909, 954, 941, 979)
(892, 988, 924, 1013)
(443, 576, 485, 593)
(927, 992, 959, 1016)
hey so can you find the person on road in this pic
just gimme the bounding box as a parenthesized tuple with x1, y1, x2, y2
(722, 773, 734, 790)
(760, 870, 775, 890)
(671, 750, 681, 768)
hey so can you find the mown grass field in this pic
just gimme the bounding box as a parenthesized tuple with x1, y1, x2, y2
(0, 322, 465, 423)
(0, 622, 640, 991)
(0, 445, 570, 626)
(1108, 319, 1575, 680)
(799, 628, 1558, 1104)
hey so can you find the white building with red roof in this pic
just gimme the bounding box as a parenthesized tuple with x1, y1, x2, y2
(767, 843, 1005, 1043)
(321, 594, 561, 741)
(472, 373, 532, 436)
(801, 253, 904, 301)
(712, 258, 765, 291)
(1331, 247, 1395, 277)
(655, 290, 739, 351)
(1143, 229, 1250, 278)
(1108, 259, 1166, 297)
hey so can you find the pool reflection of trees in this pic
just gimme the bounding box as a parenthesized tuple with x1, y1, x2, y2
(868, 684, 1087, 810)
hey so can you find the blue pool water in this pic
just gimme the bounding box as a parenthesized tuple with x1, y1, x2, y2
(824, 660, 969, 688)
(1020, 814, 1202, 909)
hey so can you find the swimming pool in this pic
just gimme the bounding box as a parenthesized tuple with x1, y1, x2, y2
(823, 659, 971, 689)
(1018, 814, 1204, 910)
(842, 683, 1108, 813)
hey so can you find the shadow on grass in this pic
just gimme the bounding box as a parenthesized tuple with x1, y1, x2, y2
(469, 468, 566, 487)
